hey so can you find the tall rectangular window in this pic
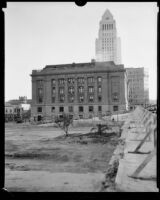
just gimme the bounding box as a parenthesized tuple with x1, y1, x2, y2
(89, 95, 94, 102)
(59, 87, 64, 94)
(52, 87, 56, 95)
(58, 78, 65, 85)
(87, 77, 94, 84)
(52, 79, 56, 85)
(52, 96, 55, 103)
(68, 106, 73, 112)
(88, 86, 94, 93)
(97, 76, 102, 83)
(59, 95, 65, 103)
(78, 86, 84, 93)
(37, 107, 42, 113)
(68, 86, 74, 94)
(79, 106, 83, 112)
(98, 86, 102, 93)
(98, 106, 102, 112)
(68, 78, 74, 84)
(77, 77, 84, 84)
(113, 106, 118, 111)
(79, 95, 84, 103)
(51, 107, 55, 112)
(98, 96, 102, 102)
(89, 106, 94, 112)
(59, 107, 64, 112)
(68, 95, 74, 103)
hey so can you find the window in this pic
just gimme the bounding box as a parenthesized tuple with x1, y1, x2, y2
(98, 86, 102, 93)
(37, 88, 43, 103)
(68, 106, 73, 112)
(58, 78, 65, 85)
(89, 95, 94, 102)
(68, 78, 74, 84)
(59, 95, 65, 103)
(38, 97, 43, 103)
(78, 86, 84, 93)
(113, 106, 118, 111)
(52, 96, 55, 103)
(51, 107, 55, 112)
(59, 107, 64, 112)
(89, 106, 94, 112)
(52, 79, 56, 85)
(79, 95, 84, 103)
(37, 80, 43, 87)
(98, 106, 102, 112)
(79, 106, 83, 112)
(77, 77, 84, 84)
(37, 107, 42, 113)
(87, 77, 94, 83)
(10, 109, 12, 113)
(88, 86, 94, 93)
(59, 87, 64, 94)
(52, 87, 56, 95)
(68, 95, 74, 103)
(68, 86, 74, 94)
(98, 96, 102, 102)
(97, 76, 102, 83)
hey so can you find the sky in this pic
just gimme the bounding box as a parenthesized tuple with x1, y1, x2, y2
(4, 2, 158, 101)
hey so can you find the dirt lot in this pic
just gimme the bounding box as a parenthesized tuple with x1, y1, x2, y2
(5, 122, 120, 192)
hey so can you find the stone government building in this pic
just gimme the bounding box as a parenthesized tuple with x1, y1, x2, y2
(31, 61, 128, 121)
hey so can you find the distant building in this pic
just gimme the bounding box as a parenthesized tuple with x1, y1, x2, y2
(126, 67, 149, 110)
(31, 61, 127, 121)
(5, 103, 23, 122)
(8, 96, 32, 105)
(95, 9, 121, 64)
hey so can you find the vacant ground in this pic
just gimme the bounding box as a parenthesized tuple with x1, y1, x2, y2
(5, 122, 120, 192)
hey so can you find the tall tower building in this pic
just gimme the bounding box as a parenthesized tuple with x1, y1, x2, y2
(95, 9, 121, 64)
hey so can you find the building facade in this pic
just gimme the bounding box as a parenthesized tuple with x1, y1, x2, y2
(5, 103, 23, 122)
(126, 67, 149, 110)
(95, 9, 121, 64)
(31, 61, 127, 121)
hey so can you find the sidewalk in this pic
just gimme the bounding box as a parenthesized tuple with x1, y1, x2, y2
(115, 120, 158, 192)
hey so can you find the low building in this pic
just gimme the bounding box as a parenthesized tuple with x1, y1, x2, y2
(5, 103, 23, 122)
(30, 61, 128, 121)
(126, 67, 149, 110)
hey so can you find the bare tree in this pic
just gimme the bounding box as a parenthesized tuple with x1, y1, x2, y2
(54, 113, 73, 137)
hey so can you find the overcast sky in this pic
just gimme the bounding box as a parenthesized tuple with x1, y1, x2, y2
(4, 2, 158, 101)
